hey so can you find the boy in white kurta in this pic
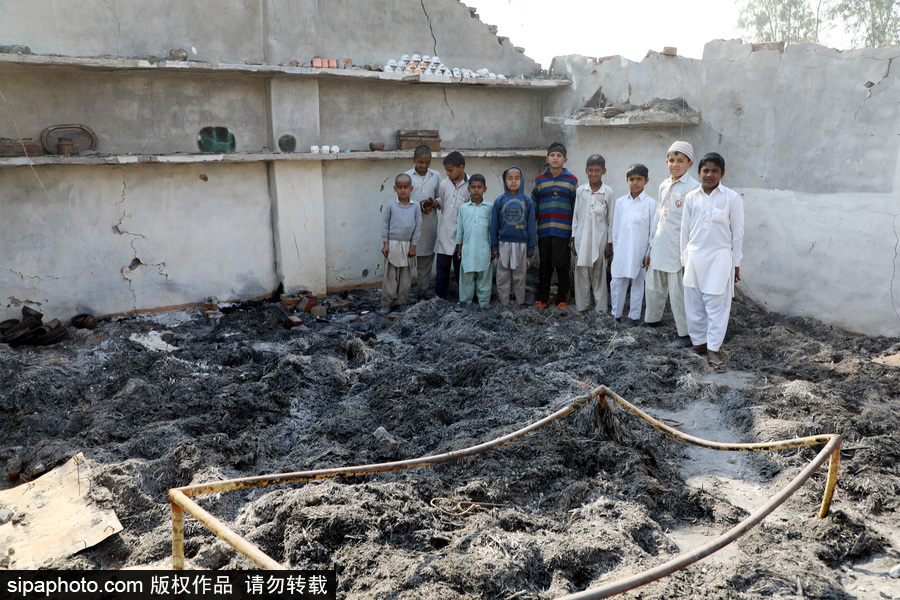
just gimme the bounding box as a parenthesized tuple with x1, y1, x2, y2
(455, 175, 493, 307)
(571, 154, 614, 314)
(405, 145, 441, 301)
(681, 152, 744, 371)
(610, 164, 656, 326)
(643, 141, 699, 347)
(435, 151, 469, 300)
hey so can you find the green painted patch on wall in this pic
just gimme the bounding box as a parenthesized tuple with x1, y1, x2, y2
(198, 127, 236, 153)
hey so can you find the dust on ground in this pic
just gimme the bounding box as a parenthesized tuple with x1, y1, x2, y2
(0, 282, 898, 599)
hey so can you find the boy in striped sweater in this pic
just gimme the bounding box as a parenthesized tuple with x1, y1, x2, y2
(532, 142, 578, 309)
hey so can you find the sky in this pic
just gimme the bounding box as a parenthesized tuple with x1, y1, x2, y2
(468, 0, 745, 67)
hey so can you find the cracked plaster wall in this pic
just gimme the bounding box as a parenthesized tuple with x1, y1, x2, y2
(0, 164, 277, 317)
(319, 156, 545, 291)
(549, 40, 900, 336)
(0, 0, 539, 75)
(315, 80, 544, 150)
(0, 0, 548, 320)
(264, 0, 540, 75)
(5, 1, 896, 335)
(0, 65, 269, 155)
(0, 0, 264, 64)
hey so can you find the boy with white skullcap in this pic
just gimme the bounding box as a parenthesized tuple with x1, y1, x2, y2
(642, 141, 700, 346)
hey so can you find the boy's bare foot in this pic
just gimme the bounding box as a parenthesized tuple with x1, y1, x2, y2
(707, 350, 726, 372)
(515, 304, 522, 310)
(690, 343, 708, 355)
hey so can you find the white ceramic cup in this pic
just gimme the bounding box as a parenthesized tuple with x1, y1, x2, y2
(321, 145, 330, 154)
(330, 145, 340, 153)
(310, 145, 320, 154)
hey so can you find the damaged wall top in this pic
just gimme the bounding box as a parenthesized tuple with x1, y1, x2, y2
(546, 39, 900, 336)
(0, 0, 541, 75)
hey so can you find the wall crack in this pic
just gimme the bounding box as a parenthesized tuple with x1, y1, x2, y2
(442, 88, 456, 120)
(101, 0, 121, 56)
(420, 0, 438, 56)
(1, 268, 56, 283)
(854, 58, 893, 123)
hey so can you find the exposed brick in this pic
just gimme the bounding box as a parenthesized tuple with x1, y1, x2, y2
(752, 41, 785, 53)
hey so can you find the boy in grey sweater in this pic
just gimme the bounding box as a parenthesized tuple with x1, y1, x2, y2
(380, 173, 422, 313)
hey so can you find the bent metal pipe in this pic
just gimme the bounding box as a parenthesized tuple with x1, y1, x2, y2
(169, 385, 841, 599)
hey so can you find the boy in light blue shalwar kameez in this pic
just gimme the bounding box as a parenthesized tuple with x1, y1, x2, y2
(455, 174, 493, 307)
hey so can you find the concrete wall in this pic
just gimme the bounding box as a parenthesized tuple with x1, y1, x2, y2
(0, 0, 265, 64)
(266, 0, 540, 75)
(0, 0, 539, 75)
(1, 163, 277, 317)
(318, 156, 546, 291)
(548, 41, 900, 336)
(0, 0, 550, 322)
(2, 0, 897, 336)
(314, 80, 545, 151)
(0, 64, 269, 154)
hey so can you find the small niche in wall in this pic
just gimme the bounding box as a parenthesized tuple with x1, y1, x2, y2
(278, 133, 297, 153)
(198, 127, 236, 153)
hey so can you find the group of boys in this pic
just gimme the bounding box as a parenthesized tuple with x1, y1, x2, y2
(380, 141, 744, 370)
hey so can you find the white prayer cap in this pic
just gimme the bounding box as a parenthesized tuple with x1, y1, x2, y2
(668, 141, 694, 161)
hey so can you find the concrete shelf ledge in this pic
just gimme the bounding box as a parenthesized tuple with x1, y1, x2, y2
(544, 113, 701, 128)
(0, 148, 548, 168)
(0, 53, 570, 89)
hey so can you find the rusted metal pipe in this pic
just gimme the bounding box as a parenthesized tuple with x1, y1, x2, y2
(557, 435, 842, 599)
(169, 488, 283, 570)
(169, 382, 843, 593)
(168, 389, 599, 568)
(818, 441, 842, 518)
(599, 386, 832, 451)
(596, 385, 840, 517)
(173, 390, 597, 498)
(171, 501, 184, 570)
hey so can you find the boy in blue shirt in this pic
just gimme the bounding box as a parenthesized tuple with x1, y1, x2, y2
(491, 166, 536, 310)
(532, 142, 578, 309)
(455, 175, 493, 307)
